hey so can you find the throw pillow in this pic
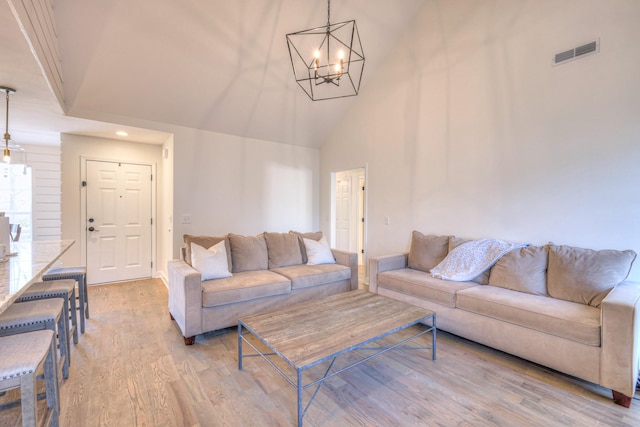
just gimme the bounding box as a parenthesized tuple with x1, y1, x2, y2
(304, 237, 335, 265)
(264, 232, 303, 268)
(449, 236, 490, 285)
(489, 245, 549, 295)
(290, 230, 323, 264)
(190, 241, 232, 281)
(407, 231, 449, 273)
(430, 238, 527, 282)
(183, 234, 231, 269)
(228, 233, 269, 273)
(547, 245, 636, 307)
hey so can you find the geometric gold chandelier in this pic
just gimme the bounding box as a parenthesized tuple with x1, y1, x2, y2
(286, 0, 365, 101)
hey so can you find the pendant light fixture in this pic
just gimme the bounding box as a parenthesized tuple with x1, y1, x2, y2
(2, 86, 16, 164)
(286, 0, 365, 101)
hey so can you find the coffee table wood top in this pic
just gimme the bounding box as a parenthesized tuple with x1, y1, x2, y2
(239, 290, 434, 369)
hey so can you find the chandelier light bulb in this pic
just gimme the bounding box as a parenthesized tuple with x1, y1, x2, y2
(3, 148, 10, 163)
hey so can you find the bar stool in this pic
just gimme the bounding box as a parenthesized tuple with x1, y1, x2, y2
(0, 299, 70, 380)
(0, 330, 60, 427)
(42, 267, 89, 334)
(18, 279, 79, 358)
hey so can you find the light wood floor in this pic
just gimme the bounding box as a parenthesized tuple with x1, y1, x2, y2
(2, 278, 640, 426)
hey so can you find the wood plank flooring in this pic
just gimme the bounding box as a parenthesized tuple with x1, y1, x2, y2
(1, 278, 640, 426)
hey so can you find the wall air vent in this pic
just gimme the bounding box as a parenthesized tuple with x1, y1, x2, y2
(553, 39, 599, 66)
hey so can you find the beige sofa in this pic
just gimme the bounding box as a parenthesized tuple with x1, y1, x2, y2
(370, 231, 640, 407)
(169, 231, 357, 345)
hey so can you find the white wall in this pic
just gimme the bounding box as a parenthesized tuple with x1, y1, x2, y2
(60, 134, 164, 272)
(170, 126, 320, 259)
(320, 0, 640, 280)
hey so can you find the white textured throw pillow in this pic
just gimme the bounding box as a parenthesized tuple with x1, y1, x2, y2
(430, 238, 527, 281)
(190, 241, 232, 281)
(303, 237, 336, 265)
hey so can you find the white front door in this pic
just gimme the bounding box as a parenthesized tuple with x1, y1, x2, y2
(86, 160, 152, 284)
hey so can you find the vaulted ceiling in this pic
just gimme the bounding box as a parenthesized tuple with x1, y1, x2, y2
(1, 0, 426, 147)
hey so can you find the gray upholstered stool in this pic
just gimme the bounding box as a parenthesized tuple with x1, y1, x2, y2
(18, 279, 79, 356)
(0, 299, 69, 380)
(0, 330, 60, 427)
(42, 267, 89, 334)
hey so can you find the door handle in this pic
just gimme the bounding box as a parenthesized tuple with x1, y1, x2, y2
(88, 226, 99, 232)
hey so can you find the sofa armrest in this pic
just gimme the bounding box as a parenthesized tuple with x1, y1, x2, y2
(369, 253, 408, 293)
(600, 280, 640, 399)
(331, 249, 358, 290)
(168, 259, 203, 339)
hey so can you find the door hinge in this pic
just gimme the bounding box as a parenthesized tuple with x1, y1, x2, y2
(82, 181, 87, 187)
(361, 217, 365, 222)
(150, 218, 153, 225)
(362, 186, 365, 191)
(361, 249, 365, 254)
(151, 174, 153, 181)
(151, 261, 153, 268)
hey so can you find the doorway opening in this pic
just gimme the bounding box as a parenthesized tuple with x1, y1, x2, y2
(331, 167, 367, 285)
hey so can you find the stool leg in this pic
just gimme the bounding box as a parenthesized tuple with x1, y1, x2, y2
(54, 315, 69, 379)
(82, 275, 89, 319)
(45, 335, 60, 426)
(61, 297, 71, 366)
(20, 373, 37, 427)
(69, 288, 78, 344)
(77, 279, 86, 334)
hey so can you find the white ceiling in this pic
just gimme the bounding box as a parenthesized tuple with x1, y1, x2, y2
(1, 0, 426, 148)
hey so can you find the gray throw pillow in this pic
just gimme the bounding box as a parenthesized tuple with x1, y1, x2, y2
(547, 245, 636, 307)
(489, 245, 549, 295)
(228, 233, 269, 273)
(264, 232, 303, 268)
(407, 231, 449, 273)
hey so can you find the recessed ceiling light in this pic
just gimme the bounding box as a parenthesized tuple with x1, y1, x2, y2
(116, 131, 128, 137)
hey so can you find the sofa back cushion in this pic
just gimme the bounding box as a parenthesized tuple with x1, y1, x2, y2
(183, 234, 231, 270)
(229, 233, 269, 273)
(547, 245, 636, 307)
(408, 231, 449, 273)
(489, 245, 548, 295)
(264, 232, 303, 268)
(290, 231, 323, 264)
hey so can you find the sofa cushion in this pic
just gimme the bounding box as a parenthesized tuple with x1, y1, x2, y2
(547, 245, 637, 307)
(190, 241, 232, 281)
(201, 270, 291, 307)
(456, 285, 601, 346)
(489, 245, 548, 296)
(304, 237, 336, 265)
(183, 234, 231, 269)
(229, 233, 269, 273)
(449, 236, 489, 285)
(377, 268, 478, 308)
(290, 231, 323, 264)
(272, 264, 350, 289)
(407, 231, 449, 273)
(264, 232, 303, 268)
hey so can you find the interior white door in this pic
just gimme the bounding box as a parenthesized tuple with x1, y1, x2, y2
(335, 172, 352, 250)
(86, 160, 152, 284)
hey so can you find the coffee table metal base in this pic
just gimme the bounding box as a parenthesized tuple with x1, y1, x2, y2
(238, 292, 436, 426)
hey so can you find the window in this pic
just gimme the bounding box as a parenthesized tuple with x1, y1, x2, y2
(0, 163, 32, 241)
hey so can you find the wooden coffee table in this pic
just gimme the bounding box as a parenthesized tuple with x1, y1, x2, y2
(238, 290, 436, 426)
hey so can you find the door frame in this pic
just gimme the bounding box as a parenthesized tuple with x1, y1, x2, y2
(330, 165, 368, 275)
(79, 156, 157, 283)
